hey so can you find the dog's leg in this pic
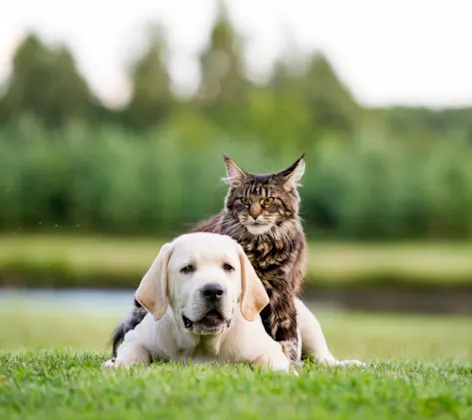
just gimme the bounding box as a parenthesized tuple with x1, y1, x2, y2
(254, 353, 292, 373)
(103, 340, 151, 368)
(235, 319, 292, 374)
(295, 298, 365, 367)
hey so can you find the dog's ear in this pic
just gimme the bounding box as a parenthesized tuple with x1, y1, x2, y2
(135, 242, 174, 321)
(238, 247, 270, 322)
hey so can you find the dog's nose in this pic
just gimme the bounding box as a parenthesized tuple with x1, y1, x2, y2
(201, 283, 225, 302)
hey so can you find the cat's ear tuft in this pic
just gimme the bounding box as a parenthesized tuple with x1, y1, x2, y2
(221, 154, 247, 186)
(277, 153, 306, 187)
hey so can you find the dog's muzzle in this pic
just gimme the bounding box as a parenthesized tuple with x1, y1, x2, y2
(182, 284, 231, 333)
(182, 310, 230, 330)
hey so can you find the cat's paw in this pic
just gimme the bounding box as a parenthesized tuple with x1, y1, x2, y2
(314, 353, 367, 367)
(338, 359, 367, 367)
(102, 358, 117, 367)
(328, 359, 367, 367)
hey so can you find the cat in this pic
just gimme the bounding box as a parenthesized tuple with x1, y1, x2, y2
(112, 154, 307, 363)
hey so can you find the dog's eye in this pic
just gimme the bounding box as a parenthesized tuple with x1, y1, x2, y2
(223, 263, 234, 272)
(180, 264, 196, 274)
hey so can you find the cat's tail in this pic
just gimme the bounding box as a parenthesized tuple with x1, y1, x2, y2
(111, 299, 148, 356)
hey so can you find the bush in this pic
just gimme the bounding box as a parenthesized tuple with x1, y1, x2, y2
(1, 118, 472, 239)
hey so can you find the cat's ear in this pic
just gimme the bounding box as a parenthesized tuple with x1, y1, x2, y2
(222, 154, 247, 186)
(277, 153, 306, 187)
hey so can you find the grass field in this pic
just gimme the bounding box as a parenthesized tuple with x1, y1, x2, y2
(3, 234, 472, 288)
(1, 302, 471, 419)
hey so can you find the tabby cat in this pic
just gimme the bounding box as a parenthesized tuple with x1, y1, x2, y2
(112, 154, 307, 363)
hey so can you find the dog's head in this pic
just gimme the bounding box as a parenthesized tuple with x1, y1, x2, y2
(135, 232, 269, 335)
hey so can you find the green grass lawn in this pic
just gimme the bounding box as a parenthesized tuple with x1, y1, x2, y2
(1, 353, 470, 420)
(1, 303, 471, 420)
(3, 234, 472, 288)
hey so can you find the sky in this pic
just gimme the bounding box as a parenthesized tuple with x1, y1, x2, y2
(1, 0, 471, 109)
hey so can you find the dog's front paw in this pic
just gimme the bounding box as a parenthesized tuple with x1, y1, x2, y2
(255, 353, 291, 373)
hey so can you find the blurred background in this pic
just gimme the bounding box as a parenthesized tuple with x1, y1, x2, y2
(0, 0, 471, 359)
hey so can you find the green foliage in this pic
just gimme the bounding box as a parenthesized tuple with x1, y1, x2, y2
(1, 35, 96, 126)
(1, 16, 472, 240)
(1, 120, 472, 239)
(305, 137, 472, 239)
(122, 25, 173, 129)
(296, 54, 360, 138)
(198, 4, 248, 109)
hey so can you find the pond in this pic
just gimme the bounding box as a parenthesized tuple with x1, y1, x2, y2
(1, 286, 471, 315)
(0, 289, 135, 315)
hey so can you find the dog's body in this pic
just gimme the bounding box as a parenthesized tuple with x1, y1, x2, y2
(104, 233, 292, 372)
(104, 300, 291, 371)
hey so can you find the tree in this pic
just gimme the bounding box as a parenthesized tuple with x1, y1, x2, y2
(197, 2, 248, 114)
(300, 53, 360, 138)
(3, 34, 94, 126)
(244, 61, 311, 151)
(123, 26, 173, 129)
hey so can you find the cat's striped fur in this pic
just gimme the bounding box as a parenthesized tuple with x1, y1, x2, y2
(112, 154, 307, 363)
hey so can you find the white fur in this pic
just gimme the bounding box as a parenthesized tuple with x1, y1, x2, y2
(245, 224, 272, 235)
(104, 233, 291, 372)
(291, 158, 305, 184)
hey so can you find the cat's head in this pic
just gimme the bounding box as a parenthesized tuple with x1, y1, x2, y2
(222, 154, 305, 236)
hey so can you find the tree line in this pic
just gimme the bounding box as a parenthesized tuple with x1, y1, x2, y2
(1, 6, 471, 145)
(1, 6, 472, 239)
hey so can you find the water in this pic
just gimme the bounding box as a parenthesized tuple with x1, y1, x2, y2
(0, 289, 136, 315)
(1, 287, 470, 315)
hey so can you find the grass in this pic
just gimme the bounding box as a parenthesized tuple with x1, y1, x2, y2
(0, 303, 471, 420)
(2, 234, 472, 289)
(1, 353, 471, 420)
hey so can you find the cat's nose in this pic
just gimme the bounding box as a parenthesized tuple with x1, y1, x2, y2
(249, 204, 262, 219)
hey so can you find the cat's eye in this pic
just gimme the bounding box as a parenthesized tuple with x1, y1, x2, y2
(223, 263, 234, 272)
(180, 264, 196, 274)
(262, 197, 274, 206)
(240, 197, 251, 206)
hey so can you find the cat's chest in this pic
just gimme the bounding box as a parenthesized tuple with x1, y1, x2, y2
(241, 238, 291, 271)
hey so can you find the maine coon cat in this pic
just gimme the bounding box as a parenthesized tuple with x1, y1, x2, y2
(112, 154, 307, 363)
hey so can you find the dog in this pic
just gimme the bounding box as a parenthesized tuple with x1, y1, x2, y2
(103, 232, 293, 372)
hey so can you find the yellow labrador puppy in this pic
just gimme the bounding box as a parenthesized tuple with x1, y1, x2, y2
(103, 232, 292, 372)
